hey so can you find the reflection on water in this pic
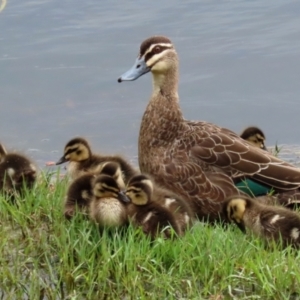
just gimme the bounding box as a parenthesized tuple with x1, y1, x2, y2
(1, 0, 300, 168)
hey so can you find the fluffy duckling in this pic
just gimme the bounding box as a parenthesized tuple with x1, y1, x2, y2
(240, 127, 267, 150)
(89, 175, 130, 228)
(0, 143, 37, 197)
(149, 177, 194, 235)
(56, 137, 138, 181)
(64, 161, 126, 219)
(224, 195, 300, 248)
(64, 173, 95, 219)
(126, 174, 181, 239)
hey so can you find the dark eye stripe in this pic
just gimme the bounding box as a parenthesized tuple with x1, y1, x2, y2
(65, 147, 78, 155)
(102, 186, 119, 194)
(144, 46, 173, 64)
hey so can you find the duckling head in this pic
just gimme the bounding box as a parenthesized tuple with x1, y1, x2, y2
(240, 127, 267, 151)
(56, 137, 91, 165)
(98, 161, 125, 190)
(224, 196, 248, 233)
(93, 175, 130, 203)
(126, 174, 154, 205)
(0, 154, 37, 193)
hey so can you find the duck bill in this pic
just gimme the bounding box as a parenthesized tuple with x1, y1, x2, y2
(118, 57, 150, 82)
(118, 191, 130, 203)
(56, 156, 68, 165)
(235, 221, 246, 233)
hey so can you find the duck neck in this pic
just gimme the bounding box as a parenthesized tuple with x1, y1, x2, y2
(152, 66, 179, 99)
(139, 65, 183, 152)
(150, 66, 183, 122)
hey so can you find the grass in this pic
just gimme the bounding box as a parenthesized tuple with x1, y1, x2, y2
(1, 173, 300, 299)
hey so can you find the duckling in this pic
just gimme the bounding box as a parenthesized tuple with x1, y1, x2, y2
(125, 174, 181, 239)
(56, 137, 138, 181)
(240, 127, 267, 150)
(98, 161, 126, 189)
(64, 173, 95, 219)
(89, 175, 130, 228)
(0, 143, 37, 197)
(64, 161, 126, 219)
(147, 175, 194, 234)
(224, 195, 300, 248)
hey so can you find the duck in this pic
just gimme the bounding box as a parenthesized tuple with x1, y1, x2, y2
(89, 174, 130, 228)
(240, 127, 267, 150)
(64, 161, 126, 219)
(118, 35, 300, 222)
(125, 174, 182, 239)
(56, 137, 138, 181)
(223, 195, 300, 248)
(0, 143, 37, 197)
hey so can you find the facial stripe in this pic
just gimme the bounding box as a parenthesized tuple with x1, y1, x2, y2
(140, 36, 172, 56)
(144, 46, 173, 66)
(145, 43, 173, 55)
(65, 145, 79, 155)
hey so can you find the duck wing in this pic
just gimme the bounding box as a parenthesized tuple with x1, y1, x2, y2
(181, 121, 300, 191)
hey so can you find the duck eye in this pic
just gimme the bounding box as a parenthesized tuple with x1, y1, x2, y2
(76, 150, 82, 155)
(153, 46, 161, 53)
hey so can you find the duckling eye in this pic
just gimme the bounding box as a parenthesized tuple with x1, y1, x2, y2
(153, 46, 161, 54)
(76, 150, 82, 155)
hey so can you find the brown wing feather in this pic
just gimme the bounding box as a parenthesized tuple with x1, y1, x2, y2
(185, 121, 300, 190)
(159, 160, 244, 222)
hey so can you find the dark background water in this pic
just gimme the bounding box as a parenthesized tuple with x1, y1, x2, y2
(1, 0, 300, 168)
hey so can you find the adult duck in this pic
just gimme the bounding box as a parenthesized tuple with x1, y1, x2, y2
(118, 36, 300, 221)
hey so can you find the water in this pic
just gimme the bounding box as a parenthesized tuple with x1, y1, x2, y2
(1, 0, 300, 169)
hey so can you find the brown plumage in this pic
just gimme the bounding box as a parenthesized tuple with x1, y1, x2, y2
(56, 137, 138, 181)
(138, 174, 194, 235)
(118, 35, 300, 221)
(224, 195, 300, 248)
(64, 161, 127, 219)
(0, 143, 37, 197)
(126, 174, 182, 239)
(64, 173, 95, 219)
(240, 127, 267, 150)
(89, 175, 129, 228)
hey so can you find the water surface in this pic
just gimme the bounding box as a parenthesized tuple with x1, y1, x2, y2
(1, 0, 300, 168)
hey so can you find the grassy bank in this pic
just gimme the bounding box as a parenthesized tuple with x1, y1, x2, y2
(1, 173, 300, 300)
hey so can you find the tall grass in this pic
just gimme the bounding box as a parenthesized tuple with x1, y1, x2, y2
(1, 173, 300, 299)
